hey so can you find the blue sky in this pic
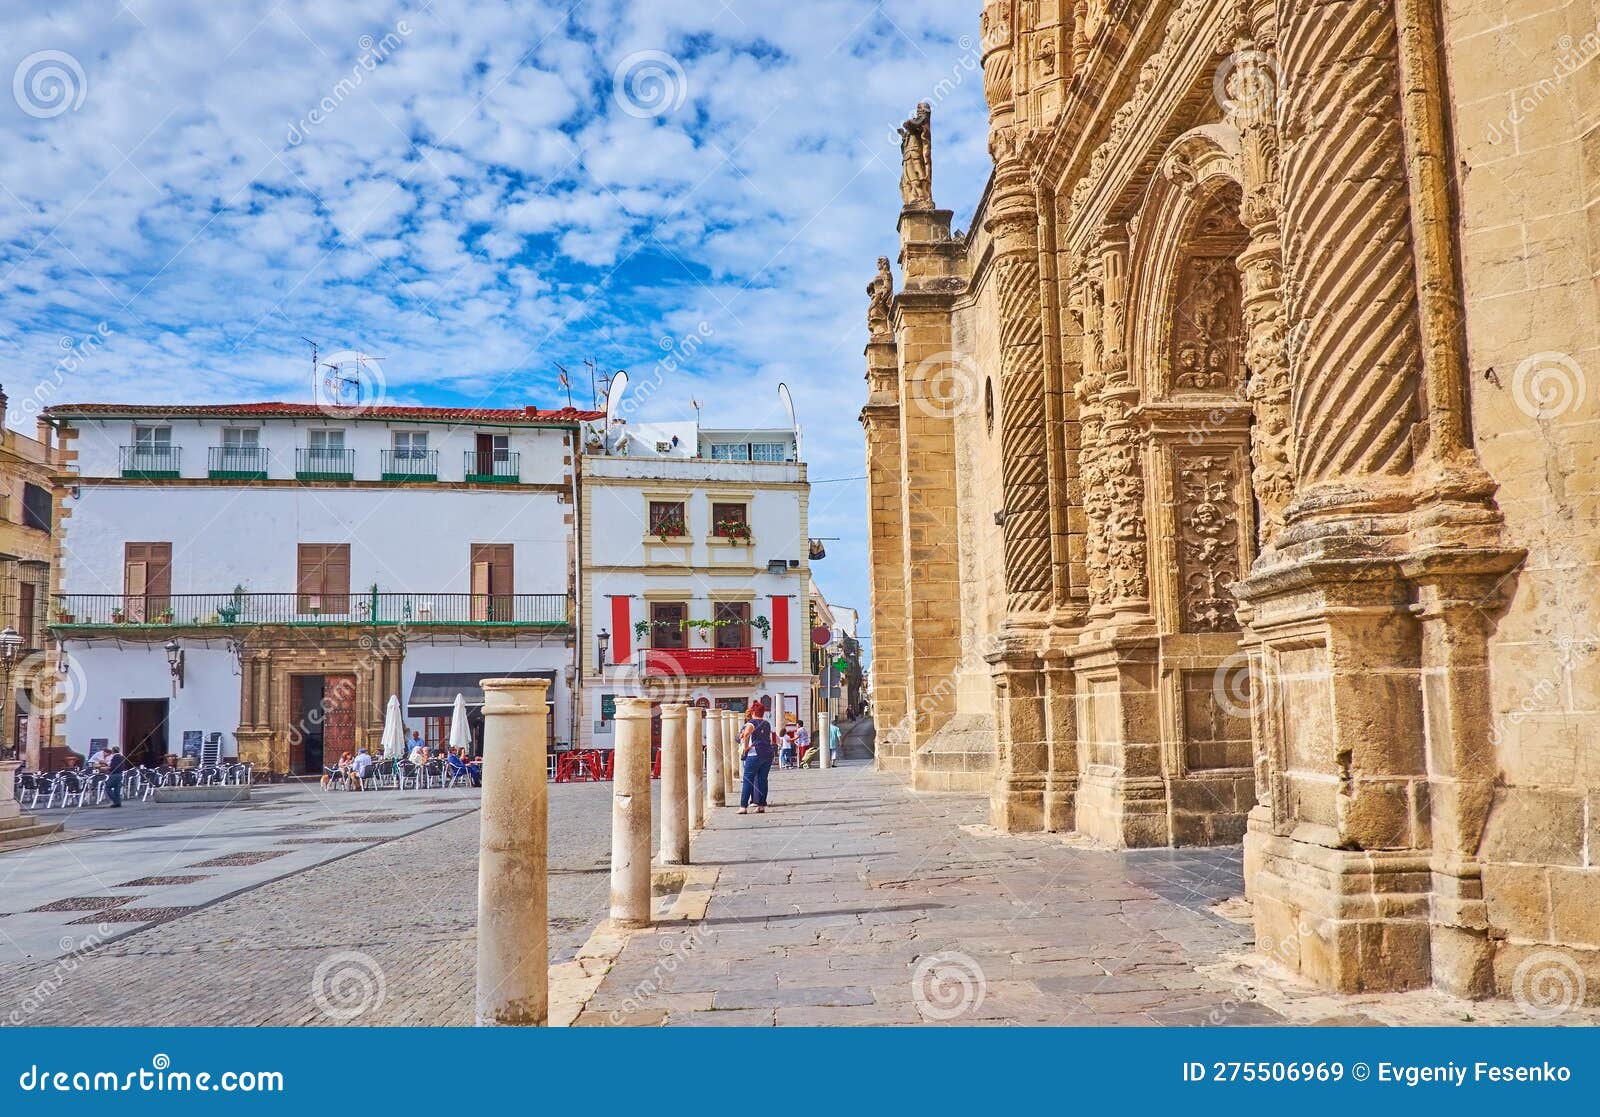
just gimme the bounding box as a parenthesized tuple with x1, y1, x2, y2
(0, 0, 993, 649)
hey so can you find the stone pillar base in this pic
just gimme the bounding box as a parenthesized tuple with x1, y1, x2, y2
(1245, 828, 1433, 993)
(991, 776, 1045, 832)
(1042, 783, 1077, 832)
(1075, 770, 1169, 848)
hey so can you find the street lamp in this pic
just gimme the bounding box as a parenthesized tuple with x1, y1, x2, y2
(0, 626, 20, 761)
(164, 637, 185, 691)
(596, 629, 610, 672)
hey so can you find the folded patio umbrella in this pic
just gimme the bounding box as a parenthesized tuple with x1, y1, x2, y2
(448, 693, 471, 754)
(381, 695, 406, 759)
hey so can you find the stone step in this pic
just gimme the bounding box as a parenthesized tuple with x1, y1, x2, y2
(0, 820, 65, 848)
(0, 813, 54, 832)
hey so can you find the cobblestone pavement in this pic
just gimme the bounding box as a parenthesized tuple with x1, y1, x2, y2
(0, 784, 486, 964)
(575, 763, 1583, 1027)
(0, 781, 643, 1026)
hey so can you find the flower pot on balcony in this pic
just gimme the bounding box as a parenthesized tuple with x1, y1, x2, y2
(111, 610, 126, 624)
(56, 611, 74, 624)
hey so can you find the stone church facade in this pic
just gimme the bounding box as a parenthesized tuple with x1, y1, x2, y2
(862, 0, 1598, 1000)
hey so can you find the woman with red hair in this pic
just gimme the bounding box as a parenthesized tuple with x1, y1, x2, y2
(736, 700, 775, 814)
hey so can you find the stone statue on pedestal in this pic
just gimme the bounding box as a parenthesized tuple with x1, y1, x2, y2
(867, 256, 893, 336)
(898, 102, 933, 210)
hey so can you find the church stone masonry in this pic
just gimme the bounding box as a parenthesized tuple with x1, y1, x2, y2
(861, 0, 1600, 1004)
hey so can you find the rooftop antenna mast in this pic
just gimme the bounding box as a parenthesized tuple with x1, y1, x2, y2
(554, 363, 574, 409)
(320, 351, 384, 409)
(301, 338, 318, 392)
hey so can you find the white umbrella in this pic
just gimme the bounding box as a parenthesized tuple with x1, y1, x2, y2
(448, 693, 471, 754)
(381, 695, 406, 759)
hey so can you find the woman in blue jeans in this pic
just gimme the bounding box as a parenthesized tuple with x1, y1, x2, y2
(737, 702, 775, 814)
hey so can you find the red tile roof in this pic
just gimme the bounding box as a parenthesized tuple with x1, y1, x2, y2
(44, 402, 604, 424)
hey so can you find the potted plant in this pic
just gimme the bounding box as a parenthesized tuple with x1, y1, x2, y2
(217, 584, 246, 625)
(111, 607, 126, 624)
(633, 619, 652, 643)
(55, 607, 74, 624)
(713, 517, 752, 543)
(653, 509, 686, 542)
(157, 608, 174, 624)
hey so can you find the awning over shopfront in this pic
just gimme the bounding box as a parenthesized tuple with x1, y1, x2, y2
(406, 671, 556, 718)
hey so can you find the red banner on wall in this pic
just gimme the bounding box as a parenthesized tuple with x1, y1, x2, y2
(770, 595, 790, 662)
(611, 596, 631, 664)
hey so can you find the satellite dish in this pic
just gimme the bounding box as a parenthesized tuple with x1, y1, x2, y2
(777, 382, 800, 459)
(605, 370, 629, 426)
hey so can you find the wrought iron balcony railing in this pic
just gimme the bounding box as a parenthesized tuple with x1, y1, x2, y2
(380, 449, 439, 481)
(465, 450, 520, 482)
(640, 647, 763, 678)
(120, 445, 181, 478)
(51, 592, 571, 628)
(208, 445, 269, 478)
(295, 447, 356, 479)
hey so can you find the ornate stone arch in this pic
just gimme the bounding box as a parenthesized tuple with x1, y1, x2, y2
(1128, 124, 1249, 404)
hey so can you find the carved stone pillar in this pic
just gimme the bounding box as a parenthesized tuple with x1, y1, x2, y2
(861, 283, 910, 771)
(1226, 41, 1293, 549)
(1040, 651, 1077, 831)
(895, 200, 966, 770)
(1068, 231, 1163, 847)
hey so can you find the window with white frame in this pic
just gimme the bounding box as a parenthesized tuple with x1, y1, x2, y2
(393, 431, 428, 458)
(708, 443, 748, 461)
(133, 425, 171, 450)
(751, 442, 786, 462)
(221, 427, 259, 447)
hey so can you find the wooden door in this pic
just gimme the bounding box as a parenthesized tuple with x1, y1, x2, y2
(650, 602, 687, 649)
(324, 675, 358, 761)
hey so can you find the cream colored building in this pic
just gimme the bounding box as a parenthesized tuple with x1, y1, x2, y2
(0, 397, 62, 769)
(863, 1, 1599, 1002)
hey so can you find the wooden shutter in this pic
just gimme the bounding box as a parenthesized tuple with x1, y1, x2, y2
(714, 601, 749, 649)
(470, 544, 513, 621)
(298, 544, 350, 614)
(124, 542, 171, 622)
(651, 602, 687, 649)
(17, 583, 34, 648)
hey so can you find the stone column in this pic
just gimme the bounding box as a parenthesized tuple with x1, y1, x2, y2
(658, 702, 688, 865)
(1068, 233, 1164, 848)
(724, 711, 740, 799)
(896, 203, 967, 778)
(609, 696, 652, 928)
(705, 710, 725, 809)
(685, 705, 705, 831)
(475, 677, 550, 1026)
(1040, 652, 1078, 831)
(818, 710, 832, 769)
(861, 288, 910, 771)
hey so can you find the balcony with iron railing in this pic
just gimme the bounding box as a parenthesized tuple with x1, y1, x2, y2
(639, 646, 764, 678)
(295, 447, 356, 480)
(50, 591, 571, 629)
(380, 449, 439, 481)
(208, 445, 270, 479)
(465, 450, 520, 483)
(120, 445, 181, 479)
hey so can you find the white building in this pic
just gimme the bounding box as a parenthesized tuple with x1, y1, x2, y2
(578, 418, 812, 744)
(44, 401, 597, 774)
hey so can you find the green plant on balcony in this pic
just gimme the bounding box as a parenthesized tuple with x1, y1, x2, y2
(111, 608, 126, 624)
(157, 608, 174, 624)
(216, 584, 246, 625)
(55, 607, 74, 624)
(752, 615, 771, 639)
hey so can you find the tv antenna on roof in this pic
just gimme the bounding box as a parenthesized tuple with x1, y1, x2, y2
(319, 351, 385, 409)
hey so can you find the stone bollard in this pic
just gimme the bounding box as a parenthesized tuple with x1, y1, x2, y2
(724, 711, 740, 800)
(610, 696, 654, 927)
(705, 709, 726, 809)
(685, 705, 705, 831)
(659, 703, 689, 865)
(819, 710, 833, 770)
(476, 677, 551, 1026)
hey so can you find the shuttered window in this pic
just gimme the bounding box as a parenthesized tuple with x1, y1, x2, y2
(713, 600, 750, 649)
(297, 544, 350, 614)
(124, 542, 172, 623)
(469, 543, 513, 621)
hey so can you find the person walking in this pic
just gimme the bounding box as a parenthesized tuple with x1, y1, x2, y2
(737, 701, 775, 814)
(829, 718, 843, 765)
(104, 746, 126, 808)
